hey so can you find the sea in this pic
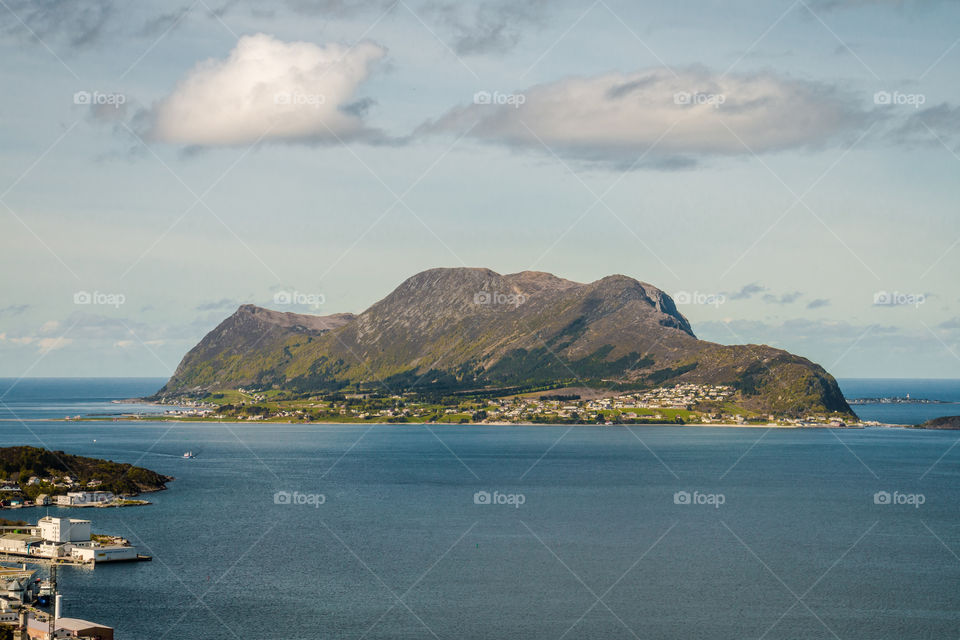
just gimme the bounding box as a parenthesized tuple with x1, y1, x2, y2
(0, 378, 958, 640)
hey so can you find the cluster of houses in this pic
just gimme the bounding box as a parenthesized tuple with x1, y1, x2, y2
(0, 516, 139, 564)
(0, 469, 128, 511)
(609, 384, 736, 409)
(162, 407, 214, 418)
(2, 490, 117, 510)
(5, 473, 102, 489)
(471, 384, 734, 422)
(157, 382, 850, 426)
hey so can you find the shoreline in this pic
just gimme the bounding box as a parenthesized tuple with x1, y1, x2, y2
(40, 416, 891, 429)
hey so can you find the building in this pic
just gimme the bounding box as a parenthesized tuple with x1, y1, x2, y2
(38, 517, 91, 544)
(54, 492, 115, 507)
(27, 616, 114, 640)
(70, 545, 138, 563)
(0, 534, 43, 555)
(0, 606, 17, 625)
(0, 565, 38, 605)
(35, 494, 51, 506)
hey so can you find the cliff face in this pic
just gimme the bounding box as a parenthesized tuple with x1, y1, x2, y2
(157, 268, 853, 417)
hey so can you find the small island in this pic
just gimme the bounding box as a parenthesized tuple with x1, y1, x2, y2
(848, 396, 954, 405)
(915, 416, 960, 430)
(0, 446, 172, 510)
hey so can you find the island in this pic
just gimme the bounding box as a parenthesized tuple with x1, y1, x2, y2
(915, 416, 960, 430)
(147, 268, 857, 426)
(0, 446, 172, 510)
(848, 396, 954, 405)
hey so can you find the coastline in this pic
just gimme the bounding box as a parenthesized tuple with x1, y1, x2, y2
(46, 416, 887, 429)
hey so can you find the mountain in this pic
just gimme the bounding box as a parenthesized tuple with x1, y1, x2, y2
(157, 268, 853, 417)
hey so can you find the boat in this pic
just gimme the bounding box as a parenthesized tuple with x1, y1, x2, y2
(36, 579, 53, 606)
(183, 451, 195, 458)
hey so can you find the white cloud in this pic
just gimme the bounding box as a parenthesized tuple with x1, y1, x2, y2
(148, 33, 386, 146)
(5, 334, 71, 352)
(40, 320, 60, 333)
(421, 68, 866, 166)
(37, 337, 71, 353)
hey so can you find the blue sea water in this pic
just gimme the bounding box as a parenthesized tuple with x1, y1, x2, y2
(0, 378, 958, 639)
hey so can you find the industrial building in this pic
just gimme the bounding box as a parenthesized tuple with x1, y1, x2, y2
(26, 616, 115, 640)
(38, 517, 91, 543)
(0, 517, 143, 564)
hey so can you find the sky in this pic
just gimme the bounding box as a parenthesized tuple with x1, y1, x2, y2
(0, 0, 958, 379)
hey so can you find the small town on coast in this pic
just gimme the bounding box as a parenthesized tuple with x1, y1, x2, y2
(0, 447, 170, 638)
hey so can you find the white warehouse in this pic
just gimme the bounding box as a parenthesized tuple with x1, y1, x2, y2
(38, 516, 91, 543)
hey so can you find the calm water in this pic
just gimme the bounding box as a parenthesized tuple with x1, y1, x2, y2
(0, 379, 958, 639)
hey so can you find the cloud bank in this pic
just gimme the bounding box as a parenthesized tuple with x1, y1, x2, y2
(147, 33, 386, 146)
(421, 68, 866, 167)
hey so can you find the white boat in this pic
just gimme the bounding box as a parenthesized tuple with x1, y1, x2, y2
(183, 451, 195, 459)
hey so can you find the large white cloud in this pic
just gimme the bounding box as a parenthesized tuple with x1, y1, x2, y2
(148, 34, 386, 145)
(421, 68, 867, 166)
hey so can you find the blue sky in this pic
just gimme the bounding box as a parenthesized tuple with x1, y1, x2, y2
(1, 0, 958, 378)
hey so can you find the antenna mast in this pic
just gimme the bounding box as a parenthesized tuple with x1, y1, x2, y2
(47, 563, 57, 638)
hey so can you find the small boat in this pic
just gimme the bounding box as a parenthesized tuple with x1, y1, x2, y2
(183, 451, 195, 459)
